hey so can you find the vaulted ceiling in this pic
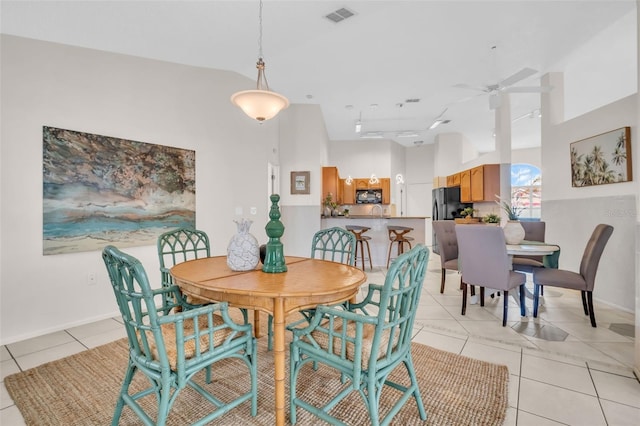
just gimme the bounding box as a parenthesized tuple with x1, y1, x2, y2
(1, 1, 636, 151)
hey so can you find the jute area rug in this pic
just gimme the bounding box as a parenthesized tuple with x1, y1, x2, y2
(5, 334, 508, 425)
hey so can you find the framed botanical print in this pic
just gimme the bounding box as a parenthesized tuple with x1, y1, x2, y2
(570, 127, 632, 187)
(290, 171, 310, 194)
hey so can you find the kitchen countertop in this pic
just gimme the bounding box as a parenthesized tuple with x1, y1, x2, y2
(323, 215, 429, 219)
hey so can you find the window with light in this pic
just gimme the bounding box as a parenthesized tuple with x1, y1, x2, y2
(511, 164, 541, 219)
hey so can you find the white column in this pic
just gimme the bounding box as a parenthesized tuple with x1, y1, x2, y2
(495, 93, 512, 221)
(633, 0, 640, 380)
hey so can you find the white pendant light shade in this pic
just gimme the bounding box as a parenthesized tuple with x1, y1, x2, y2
(231, 1, 289, 122)
(231, 89, 289, 122)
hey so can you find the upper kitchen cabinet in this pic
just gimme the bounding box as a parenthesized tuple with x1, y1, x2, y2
(322, 166, 342, 204)
(446, 173, 461, 187)
(341, 179, 355, 204)
(381, 178, 391, 204)
(355, 178, 370, 190)
(460, 164, 500, 202)
(460, 169, 471, 202)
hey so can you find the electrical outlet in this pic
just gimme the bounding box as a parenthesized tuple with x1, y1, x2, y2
(88, 273, 97, 286)
(250, 207, 257, 215)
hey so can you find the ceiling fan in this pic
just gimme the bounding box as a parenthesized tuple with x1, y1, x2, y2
(454, 47, 552, 109)
(428, 108, 451, 130)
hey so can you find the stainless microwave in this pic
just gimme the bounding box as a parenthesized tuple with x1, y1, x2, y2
(356, 189, 383, 204)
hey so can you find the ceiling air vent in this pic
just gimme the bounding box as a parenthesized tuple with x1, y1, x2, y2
(405, 98, 420, 103)
(325, 7, 355, 23)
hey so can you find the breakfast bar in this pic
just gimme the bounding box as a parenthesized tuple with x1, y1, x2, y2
(321, 216, 429, 267)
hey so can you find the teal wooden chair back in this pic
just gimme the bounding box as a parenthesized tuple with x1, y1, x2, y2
(310, 227, 356, 265)
(102, 245, 257, 426)
(289, 244, 430, 426)
(157, 228, 210, 312)
(267, 227, 357, 351)
(157, 227, 210, 285)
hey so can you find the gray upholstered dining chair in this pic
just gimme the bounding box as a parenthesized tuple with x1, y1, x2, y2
(532, 224, 613, 327)
(432, 220, 461, 293)
(512, 221, 546, 273)
(456, 225, 526, 326)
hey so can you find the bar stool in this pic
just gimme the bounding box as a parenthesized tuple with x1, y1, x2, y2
(386, 225, 414, 268)
(345, 225, 373, 271)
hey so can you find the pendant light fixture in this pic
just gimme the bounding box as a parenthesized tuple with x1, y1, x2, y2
(231, 0, 289, 122)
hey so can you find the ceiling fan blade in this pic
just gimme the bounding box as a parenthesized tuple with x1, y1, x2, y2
(505, 85, 554, 93)
(499, 67, 537, 88)
(453, 83, 489, 93)
(435, 108, 448, 120)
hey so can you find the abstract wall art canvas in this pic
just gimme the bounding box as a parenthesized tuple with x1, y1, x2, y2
(43, 127, 195, 255)
(570, 127, 632, 188)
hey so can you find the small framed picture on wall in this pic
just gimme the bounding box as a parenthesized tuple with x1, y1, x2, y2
(290, 171, 310, 194)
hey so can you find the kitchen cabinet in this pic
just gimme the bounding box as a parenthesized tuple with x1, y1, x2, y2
(381, 178, 390, 204)
(447, 173, 461, 187)
(460, 169, 471, 202)
(472, 164, 500, 202)
(459, 164, 500, 202)
(342, 177, 391, 205)
(341, 179, 355, 204)
(322, 167, 341, 204)
(355, 179, 369, 190)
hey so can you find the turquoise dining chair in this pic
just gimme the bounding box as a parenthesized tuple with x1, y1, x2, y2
(289, 244, 429, 426)
(267, 227, 356, 350)
(157, 227, 248, 322)
(102, 245, 257, 426)
(157, 228, 211, 313)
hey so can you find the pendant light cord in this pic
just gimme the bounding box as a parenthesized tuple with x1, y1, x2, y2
(258, 0, 263, 60)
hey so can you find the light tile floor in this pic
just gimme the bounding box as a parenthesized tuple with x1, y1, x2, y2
(1, 253, 638, 425)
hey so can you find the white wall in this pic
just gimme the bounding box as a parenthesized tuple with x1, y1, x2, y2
(327, 139, 395, 179)
(0, 35, 293, 344)
(278, 104, 330, 256)
(541, 88, 637, 311)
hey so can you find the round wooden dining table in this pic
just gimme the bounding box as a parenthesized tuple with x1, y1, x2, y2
(170, 256, 367, 426)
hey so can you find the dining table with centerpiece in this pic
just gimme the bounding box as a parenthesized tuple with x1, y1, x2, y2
(170, 255, 367, 426)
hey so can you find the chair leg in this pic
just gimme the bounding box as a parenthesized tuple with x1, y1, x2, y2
(533, 284, 540, 317)
(364, 240, 373, 270)
(386, 240, 394, 268)
(587, 291, 597, 327)
(470, 285, 475, 297)
(461, 282, 467, 315)
(502, 290, 509, 327)
(440, 268, 446, 293)
(540, 285, 544, 296)
(581, 290, 589, 316)
(519, 284, 526, 317)
(480, 287, 485, 307)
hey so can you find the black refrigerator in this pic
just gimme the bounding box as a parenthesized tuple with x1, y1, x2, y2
(431, 187, 472, 254)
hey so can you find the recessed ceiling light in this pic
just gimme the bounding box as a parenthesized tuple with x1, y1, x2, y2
(345, 104, 354, 109)
(361, 131, 384, 139)
(370, 104, 378, 109)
